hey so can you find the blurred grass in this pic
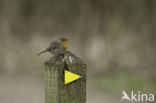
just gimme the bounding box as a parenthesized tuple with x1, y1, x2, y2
(89, 71, 156, 95)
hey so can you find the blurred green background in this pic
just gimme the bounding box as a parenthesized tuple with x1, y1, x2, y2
(0, 0, 156, 103)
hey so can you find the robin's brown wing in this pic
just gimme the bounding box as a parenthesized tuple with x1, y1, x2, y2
(48, 41, 61, 50)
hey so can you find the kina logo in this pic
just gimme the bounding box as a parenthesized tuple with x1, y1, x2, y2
(121, 91, 154, 102)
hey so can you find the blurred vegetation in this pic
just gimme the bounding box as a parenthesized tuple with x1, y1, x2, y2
(89, 71, 156, 95)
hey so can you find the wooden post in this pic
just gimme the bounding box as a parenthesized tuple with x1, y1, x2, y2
(44, 51, 87, 103)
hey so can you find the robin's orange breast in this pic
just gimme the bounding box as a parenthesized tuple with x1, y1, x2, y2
(62, 41, 67, 50)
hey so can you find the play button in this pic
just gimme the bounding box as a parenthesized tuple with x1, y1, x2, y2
(64, 70, 82, 85)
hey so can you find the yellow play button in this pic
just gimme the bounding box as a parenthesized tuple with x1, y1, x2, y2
(64, 70, 82, 85)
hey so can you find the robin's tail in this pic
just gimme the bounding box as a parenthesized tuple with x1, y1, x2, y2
(37, 49, 48, 56)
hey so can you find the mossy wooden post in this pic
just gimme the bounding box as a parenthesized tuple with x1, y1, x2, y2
(44, 51, 87, 103)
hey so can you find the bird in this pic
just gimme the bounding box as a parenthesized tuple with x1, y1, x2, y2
(37, 38, 68, 56)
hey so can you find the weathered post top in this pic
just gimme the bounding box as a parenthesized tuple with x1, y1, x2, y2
(44, 51, 87, 103)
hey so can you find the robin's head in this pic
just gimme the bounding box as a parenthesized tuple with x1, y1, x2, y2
(59, 38, 68, 42)
(59, 37, 68, 50)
